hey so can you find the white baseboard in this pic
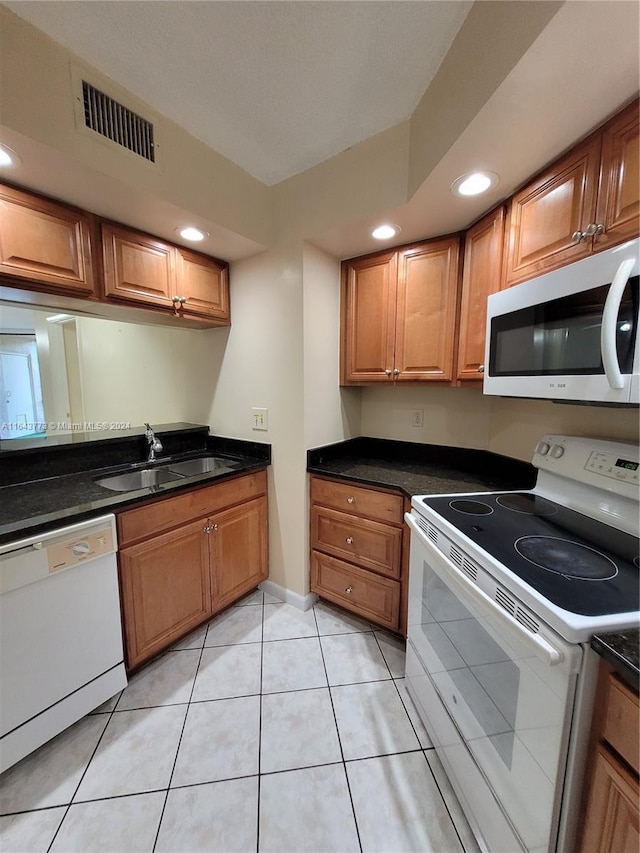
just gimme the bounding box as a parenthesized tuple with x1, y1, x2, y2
(259, 580, 318, 612)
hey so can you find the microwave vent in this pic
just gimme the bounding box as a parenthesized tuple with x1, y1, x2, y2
(81, 80, 156, 162)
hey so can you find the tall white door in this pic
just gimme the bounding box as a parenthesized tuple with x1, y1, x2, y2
(0, 351, 38, 438)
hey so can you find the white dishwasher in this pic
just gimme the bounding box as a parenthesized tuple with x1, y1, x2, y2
(0, 514, 127, 773)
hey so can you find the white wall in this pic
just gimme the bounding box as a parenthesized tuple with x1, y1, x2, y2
(76, 317, 223, 428)
(208, 243, 308, 594)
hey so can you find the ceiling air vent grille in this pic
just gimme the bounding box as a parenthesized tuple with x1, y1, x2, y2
(81, 80, 155, 162)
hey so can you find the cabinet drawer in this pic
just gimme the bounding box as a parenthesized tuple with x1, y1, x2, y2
(603, 673, 640, 775)
(310, 477, 403, 525)
(310, 550, 400, 631)
(311, 506, 402, 579)
(117, 470, 267, 546)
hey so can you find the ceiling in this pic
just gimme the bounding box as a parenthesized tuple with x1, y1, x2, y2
(3, 0, 472, 186)
(0, 1, 638, 261)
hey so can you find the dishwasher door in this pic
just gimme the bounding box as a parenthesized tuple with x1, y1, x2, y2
(0, 515, 127, 773)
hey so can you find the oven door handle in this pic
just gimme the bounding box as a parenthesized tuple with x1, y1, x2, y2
(406, 514, 565, 667)
(601, 256, 636, 390)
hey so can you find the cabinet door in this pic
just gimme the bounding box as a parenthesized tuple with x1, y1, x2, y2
(0, 184, 95, 295)
(580, 745, 639, 853)
(175, 247, 230, 323)
(102, 222, 175, 308)
(457, 207, 505, 381)
(595, 99, 640, 251)
(210, 496, 268, 613)
(340, 251, 397, 384)
(394, 237, 460, 381)
(503, 136, 601, 286)
(119, 520, 211, 669)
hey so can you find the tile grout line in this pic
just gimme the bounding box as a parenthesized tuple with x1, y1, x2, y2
(150, 618, 211, 852)
(256, 592, 265, 853)
(313, 607, 363, 853)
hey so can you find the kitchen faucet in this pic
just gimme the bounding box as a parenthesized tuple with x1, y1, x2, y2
(144, 423, 163, 462)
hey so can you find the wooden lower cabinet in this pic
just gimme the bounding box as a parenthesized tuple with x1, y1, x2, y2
(117, 471, 268, 670)
(578, 662, 639, 853)
(309, 475, 408, 634)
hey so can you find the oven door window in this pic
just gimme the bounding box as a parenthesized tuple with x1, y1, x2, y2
(411, 560, 575, 852)
(489, 277, 638, 376)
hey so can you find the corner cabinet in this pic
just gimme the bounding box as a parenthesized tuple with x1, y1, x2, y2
(456, 206, 505, 381)
(578, 661, 639, 853)
(116, 471, 268, 670)
(309, 475, 409, 633)
(504, 98, 639, 286)
(0, 183, 96, 296)
(340, 236, 460, 384)
(101, 222, 230, 324)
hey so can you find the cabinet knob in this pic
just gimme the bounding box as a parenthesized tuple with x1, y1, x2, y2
(477, 364, 484, 373)
(345, 586, 353, 594)
(179, 295, 187, 304)
(393, 368, 400, 376)
(172, 295, 181, 303)
(584, 222, 605, 238)
(203, 523, 218, 534)
(571, 230, 588, 244)
(203, 525, 210, 534)
(346, 536, 354, 544)
(385, 369, 392, 376)
(347, 496, 355, 504)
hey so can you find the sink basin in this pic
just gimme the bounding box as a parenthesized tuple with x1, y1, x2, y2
(167, 457, 238, 476)
(96, 468, 185, 492)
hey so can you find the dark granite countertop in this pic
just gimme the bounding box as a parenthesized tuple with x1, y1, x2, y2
(0, 424, 271, 545)
(307, 437, 536, 498)
(591, 630, 639, 692)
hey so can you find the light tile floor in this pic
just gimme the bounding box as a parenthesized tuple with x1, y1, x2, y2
(0, 592, 480, 853)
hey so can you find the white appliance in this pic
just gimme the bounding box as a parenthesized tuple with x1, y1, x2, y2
(405, 435, 639, 853)
(483, 238, 640, 404)
(0, 514, 127, 773)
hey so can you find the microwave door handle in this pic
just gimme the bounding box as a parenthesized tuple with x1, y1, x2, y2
(601, 257, 636, 390)
(405, 514, 565, 667)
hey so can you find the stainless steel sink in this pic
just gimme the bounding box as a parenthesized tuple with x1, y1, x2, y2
(167, 457, 238, 477)
(95, 467, 185, 492)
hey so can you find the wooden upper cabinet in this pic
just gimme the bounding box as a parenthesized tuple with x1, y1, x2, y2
(504, 136, 601, 286)
(0, 184, 96, 296)
(595, 99, 640, 250)
(395, 237, 460, 381)
(340, 250, 397, 383)
(102, 222, 175, 308)
(175, 246, 230, 320)
(340, 237, 460, 385)
(457, 206, 505, 381)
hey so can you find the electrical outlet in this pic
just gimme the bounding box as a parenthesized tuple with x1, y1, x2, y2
(411, 409, 424, 428)
(251, 407, 268, 431)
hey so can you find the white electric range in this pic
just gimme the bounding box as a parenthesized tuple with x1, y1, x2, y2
(405, 435, 639, 853)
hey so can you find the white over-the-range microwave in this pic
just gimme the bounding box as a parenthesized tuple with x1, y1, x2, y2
(483, 237, 639, 405)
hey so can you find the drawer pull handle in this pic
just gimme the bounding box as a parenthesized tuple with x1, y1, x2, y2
(347, 496, 355, 504)
(346, 537, 354, 544)
(345, 586, 353, 594)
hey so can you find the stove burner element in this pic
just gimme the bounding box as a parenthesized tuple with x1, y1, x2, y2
(496, 493, 558, 516)
(515, 536, 619, 580)
(448, 499, 494, 516)
(634, 556, 640, 569)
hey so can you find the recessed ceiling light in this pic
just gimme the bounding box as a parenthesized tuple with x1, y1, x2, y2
(371, 224, 401, 240)
(176, 226, 208, 242)
(451, 171, 499, 197)
(0, 144, 21, 168)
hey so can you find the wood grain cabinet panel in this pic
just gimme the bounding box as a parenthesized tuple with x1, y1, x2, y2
(102, 222, 175, 308)
(0, 184, 95, 295)
(175, 247, 230, 320)
(119, 519, 211, 669)
(311, 506, 402, 579)
(310, 550, 400, 631)
(595, 99, 640, 250)
(578, 663, 639, 853)
(310, 477, 404, 525)
(340, 250, 397, 383)
(210, 496, 268, 613)
(504, 136, 601, 286)
(457, 206, 505, 381)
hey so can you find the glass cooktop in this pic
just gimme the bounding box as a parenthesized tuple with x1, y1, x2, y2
(420, 492, 639, 617)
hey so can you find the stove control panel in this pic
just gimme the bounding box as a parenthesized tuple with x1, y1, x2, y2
(585, 451, 639, 485)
